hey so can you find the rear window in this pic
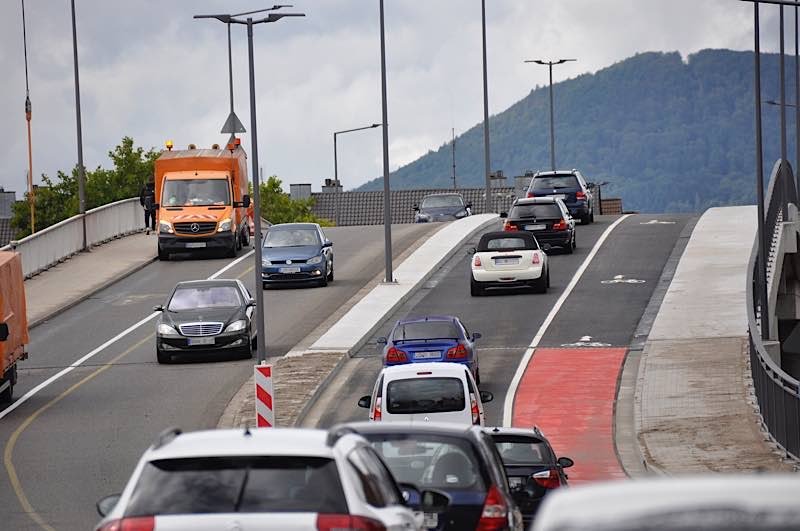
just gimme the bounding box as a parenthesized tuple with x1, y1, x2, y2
(532, 175, 579, 191)
(392, 321, 460, 341)
(510, 203, 562, 220)
(386, 377, 465, 414)
(366, 434, 487, 491)
(491, 435, 553, 465)
(124, 456, 348, 516)
(485, 237, 531, 250)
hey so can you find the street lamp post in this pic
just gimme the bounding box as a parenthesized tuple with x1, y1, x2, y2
(333, 123, 381, 226)
(754, 1, 770, 340)
(70, 0, 86, 249)
(524, 58, 576, 171)
(195, 6, 305, 364)
(481, 0, 492, 213)
(378, 0, 393, 283)
(21, 0, 34, 233)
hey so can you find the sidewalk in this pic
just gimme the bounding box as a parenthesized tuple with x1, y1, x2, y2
(634, 206, 794, 473)
(25, 233, 156, 328)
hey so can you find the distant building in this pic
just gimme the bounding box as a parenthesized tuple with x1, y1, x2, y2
(0, 188, 17, 247)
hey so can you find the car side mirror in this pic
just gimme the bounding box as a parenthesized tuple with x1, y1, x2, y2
(541, 243, 552, 252)
(96, 494, 121, 517)
(357, 395, 372, 409)
(247, 300, 257, 307)
(413, 205, 419, 211)
(499, 212, 508, 219)
(322, 240, 333, 248)
(0, 323, 8, 342)
(376, 337, 388, 345)
(153, 305, 164, 312)
(466, 202, 473, 209)
(557, 457, 574, 469)
(243, 195, 251, 208)
(472, 332, 482, 341)
(479, 391, 494, 403)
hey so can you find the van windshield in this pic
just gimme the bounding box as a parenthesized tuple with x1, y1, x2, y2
(386, 377, 465, 414)
(163, 178, 230, 207)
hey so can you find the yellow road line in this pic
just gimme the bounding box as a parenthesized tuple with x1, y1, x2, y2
(236, 264, 254, 279)
(4, 334, 153, 531)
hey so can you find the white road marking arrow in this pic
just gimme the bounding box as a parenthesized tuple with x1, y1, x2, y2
(601, 274, 646, 284)
(560, 334, 612, 348)
(640, 219, 676, 225)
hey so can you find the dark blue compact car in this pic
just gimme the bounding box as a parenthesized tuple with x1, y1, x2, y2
(261, 223, 334, 288)
(378, 316, 482, 384)
(526, 170, 594, 224)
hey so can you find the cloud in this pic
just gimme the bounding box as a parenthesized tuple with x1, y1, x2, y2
(0, 0, 784, 197)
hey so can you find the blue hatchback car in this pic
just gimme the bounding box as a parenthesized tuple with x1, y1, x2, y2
(261, 223, 334, 288)
(378, 316, 482, 384)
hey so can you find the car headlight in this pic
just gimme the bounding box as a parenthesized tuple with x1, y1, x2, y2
(157, 323, 180, 336)
(159, 220, 174, 234)
(262, 258, 272, 266)
(455, 210, 467, 218)
(217, 218, 232, 232)
(224, 320, 247, 332)
(307, 255, 323, 265)
(416, 213, 430, 221)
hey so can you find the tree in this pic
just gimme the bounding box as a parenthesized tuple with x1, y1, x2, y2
(259, 176, 332, 226)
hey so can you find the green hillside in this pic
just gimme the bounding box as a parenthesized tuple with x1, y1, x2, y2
(357, 49, 797, 213)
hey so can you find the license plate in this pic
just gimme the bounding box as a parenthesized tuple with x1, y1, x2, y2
(494, 257, 519, 265)
(188, 337, 215, 346)
(508, 476, 524, 488)
(185, 242, 207, 248)
(423, 513, 438, 529)
(525, 224, 545, 231)
(280, 267, 301, 274)
(414, 351, 440, 360)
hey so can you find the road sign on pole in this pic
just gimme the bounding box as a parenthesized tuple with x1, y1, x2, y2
(254, 364, 274, 428)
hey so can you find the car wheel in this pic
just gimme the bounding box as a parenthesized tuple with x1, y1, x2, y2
(565, 235, 575, 254)
(475, 368, 481, 386)
(533, 273, 548, 294)
(226, 239, 238, 258)
(546, 268, 551, 288)
(156, 349, 171, 364)
(318, 272, 328, 287)
(327, 261, 334, 281)
(158, 247, 169, 261)
(470, 277, 483, 297)
(0, 365, 16, 403)
(241, 227, 251, 247)
(590, 208, 595, 223)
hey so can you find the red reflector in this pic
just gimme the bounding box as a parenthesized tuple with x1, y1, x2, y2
(416, 371, 433, 375)
(373, 397, 382, 421)
(99, 517, 156, 531)
(527, 192, 535, 198)
(476, 484, 508, 531)
(386, 347, 408, 363)
(532, 468, 561, 489)
(317, 514, 386, 531)
(474, 255, 482, 267)
(576, 191, 586, 199)
(532, 253, 540, 265)
(471, 394, 480, 425)
(552, 219, 567, 230)
(446, 344, 469, 359)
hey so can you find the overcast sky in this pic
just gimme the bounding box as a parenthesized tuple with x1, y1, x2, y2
(0, 1, 781, 196)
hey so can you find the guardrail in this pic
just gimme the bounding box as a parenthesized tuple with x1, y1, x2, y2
(0, 198, 142, 278)
(747, 160, 800, 461)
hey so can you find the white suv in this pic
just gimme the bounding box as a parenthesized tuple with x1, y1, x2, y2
(95, 427, 426, 531)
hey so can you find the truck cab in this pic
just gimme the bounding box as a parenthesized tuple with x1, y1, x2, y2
(155, 142, 252, 261)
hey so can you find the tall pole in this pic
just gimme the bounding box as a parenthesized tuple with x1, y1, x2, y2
(795, 4, 800, 194)
(333, 133, 340, 226)
(452, 127, 457, 190)
(379, 0, 393, 283)
(246, 18, 267, 363)
(548, 63, 556, 171)
(70, 0, 86, 249)
(755, 2, 770, 340)
(227, 23, 235, 115)
(781, 5, 790, 212)
(481, 0, 492, 213)
(22, 0, 34, 233)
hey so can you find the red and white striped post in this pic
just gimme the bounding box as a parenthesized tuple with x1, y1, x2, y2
(254, 364, 274, 428)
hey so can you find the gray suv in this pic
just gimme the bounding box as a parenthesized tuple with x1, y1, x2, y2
(526, 170, 594, 224)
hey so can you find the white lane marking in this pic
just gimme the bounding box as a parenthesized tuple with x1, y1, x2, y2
(502, 215, 631, 427)
(640, 220, 676, 225)
(601, 274, 645, 284)
(0, 249, 255, 421)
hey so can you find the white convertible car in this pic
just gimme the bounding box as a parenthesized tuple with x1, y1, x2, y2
(470, 231, 549, 296)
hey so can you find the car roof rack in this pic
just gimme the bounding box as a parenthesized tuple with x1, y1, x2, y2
(152, 426, 182, 450)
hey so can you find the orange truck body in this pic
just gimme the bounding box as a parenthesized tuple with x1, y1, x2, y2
(154, 145, 252, 259)
(0, 251, 29, 401)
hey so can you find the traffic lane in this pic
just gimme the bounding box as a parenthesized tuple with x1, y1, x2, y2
(0, 224, 438, 531)
(314, 217, 616, 428)
(538, 215, 692, 347)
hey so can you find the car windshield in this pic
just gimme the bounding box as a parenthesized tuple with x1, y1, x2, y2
(366, 434, 486, 491)
(264, 229, 320, 248)
(421, 195, 464, 209)
(162, 178, 230, 206)
(532, 175, 579, 191)
(491, 436, 551, 465)
(168, 286, 241, 311)
(510, 203, 562, 219)
(392, 321, 460, 341)
(124, 456, 348, 516)
(386, 377, 465, 414)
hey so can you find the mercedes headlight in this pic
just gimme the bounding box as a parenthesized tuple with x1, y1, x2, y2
(224, 320, 247, 332)
(307, 255, 323, 265)
(455, 210, 467, 218)
(159, 220, 174, 234)
(157, 323, 180, 336)
(217, 218, 232, 232)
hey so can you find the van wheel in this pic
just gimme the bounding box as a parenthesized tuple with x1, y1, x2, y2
(0, 365, 16, 403)
(226, 240, 237, 258)
(158, 247, 169, 261)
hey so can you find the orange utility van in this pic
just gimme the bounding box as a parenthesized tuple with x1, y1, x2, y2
(0, 251, 29, 402)
(154, 141, 252, 260)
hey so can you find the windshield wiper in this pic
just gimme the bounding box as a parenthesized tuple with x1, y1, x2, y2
(233, 466, 250, 512)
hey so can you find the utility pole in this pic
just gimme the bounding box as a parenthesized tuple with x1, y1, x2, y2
(379, 0, 393, 283)
(481, 0, 491, 213)
(70, 0, 86, 249)
(452, 127, 457, 190)
(22, 0, 34, 233)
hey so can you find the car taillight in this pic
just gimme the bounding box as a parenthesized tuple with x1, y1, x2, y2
(317, 514, 386, 531)
(576, 190, 586, 200)
(552, 219, 567, 230)
(446, 344, 468, 359)
(373, 397, 382, 421)
(98, 517, 155, 531)
(471, 394, 480, 425)
(532, 468, 561, 489)
(476, 485, 508, 531)
(503, 222, 518, 232)
(526, 192, 535, 198)
(474, 255, 482, 267)
(532, 252, 540, 265)
(386, 347, 408, 363)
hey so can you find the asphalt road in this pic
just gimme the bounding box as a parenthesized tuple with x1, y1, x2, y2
(0, 223, 436, 531)
(307, 214, 693, 429)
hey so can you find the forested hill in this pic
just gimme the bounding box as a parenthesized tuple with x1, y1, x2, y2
(356, 49, 797, 213)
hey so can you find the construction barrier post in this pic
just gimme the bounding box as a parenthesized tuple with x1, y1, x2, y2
(254, 364, 274, 428)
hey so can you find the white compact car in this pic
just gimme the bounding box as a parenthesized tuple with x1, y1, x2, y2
(357, 362, 494, 426)
(470, 231, 549, 296)
(95, 427, 427, 531)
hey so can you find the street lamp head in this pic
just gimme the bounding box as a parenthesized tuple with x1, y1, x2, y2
(371, 123, 382, 128)
(555, 58, 577, 65)
(193, 14, 232, 23)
